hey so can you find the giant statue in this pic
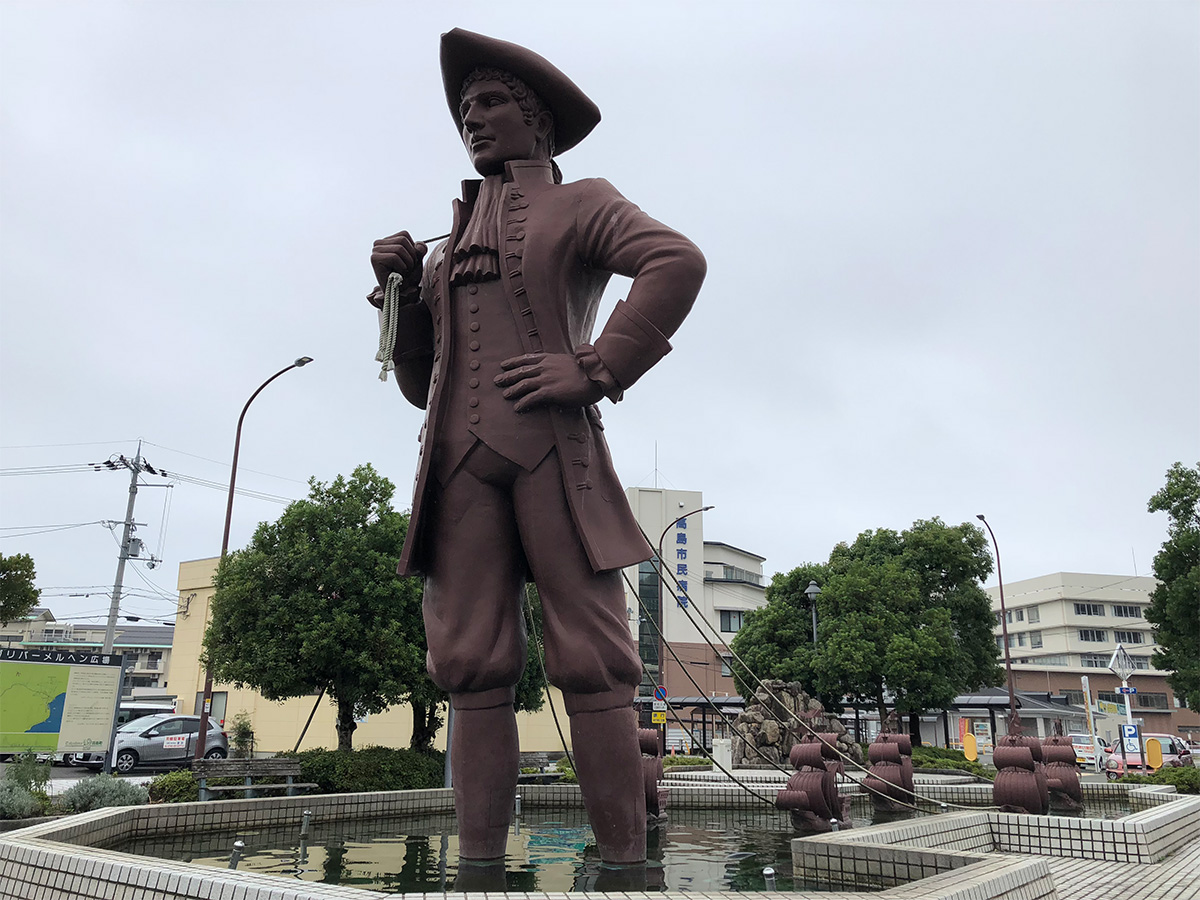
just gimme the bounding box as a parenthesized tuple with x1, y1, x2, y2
(368, 28, 705, 865)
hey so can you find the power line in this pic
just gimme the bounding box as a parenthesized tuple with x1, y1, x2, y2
(141, 440, 309, 485)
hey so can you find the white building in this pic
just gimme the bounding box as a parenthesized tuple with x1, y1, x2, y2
(620, 487, 767, 703)
(987, 572, 1198, 742)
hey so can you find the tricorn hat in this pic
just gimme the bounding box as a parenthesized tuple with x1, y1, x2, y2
(440, 28, 601, 156)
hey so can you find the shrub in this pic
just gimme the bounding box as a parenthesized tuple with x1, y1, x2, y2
(1118, 767, 1200, 794)
(0, 782, 43, 819)
(148, 769, 200, 804)
(663, 756, 709, 767)
(56, 774, 148, 813)
(229, 711, 255, 758)
(4, 752, 50, 794)
(292, 746, 445, 794)
(910, 746, 993, 780)
(554, 756, 578, 784)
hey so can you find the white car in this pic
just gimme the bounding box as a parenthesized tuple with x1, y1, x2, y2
(1068, 733, 1106, 771)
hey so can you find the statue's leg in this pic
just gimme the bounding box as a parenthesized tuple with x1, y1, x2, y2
(423, 446, 530, 861)
(449, 697, 519, 860)
(514, 451, 646, 863)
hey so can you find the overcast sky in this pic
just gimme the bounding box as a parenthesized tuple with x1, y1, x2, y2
(2, 1, 1196, 629)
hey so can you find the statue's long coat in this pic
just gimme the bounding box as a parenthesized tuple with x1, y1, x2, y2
(388, 158, 706, 576)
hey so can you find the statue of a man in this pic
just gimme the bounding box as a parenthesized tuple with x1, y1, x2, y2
(368, 28, 705, 865)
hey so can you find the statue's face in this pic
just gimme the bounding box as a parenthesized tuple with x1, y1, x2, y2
(459, 79, 550, 176)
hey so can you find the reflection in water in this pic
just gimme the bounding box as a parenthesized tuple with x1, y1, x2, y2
(116, 796, 1130, 893)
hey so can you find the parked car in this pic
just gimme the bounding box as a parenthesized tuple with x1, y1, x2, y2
(78, 714, 227, 773)
(1104, 733, 1194, 779)
(1067, 733, 1107, 771)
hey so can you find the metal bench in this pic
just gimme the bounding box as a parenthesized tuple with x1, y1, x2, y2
(191, 757, 318, 801)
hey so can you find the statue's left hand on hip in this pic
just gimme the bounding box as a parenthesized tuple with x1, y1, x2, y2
(496, 352, 604, 412)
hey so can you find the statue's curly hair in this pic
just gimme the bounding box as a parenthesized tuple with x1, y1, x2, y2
(461, 67, 556, 159)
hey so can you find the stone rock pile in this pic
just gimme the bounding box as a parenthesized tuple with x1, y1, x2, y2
(730, 680, 863, 769)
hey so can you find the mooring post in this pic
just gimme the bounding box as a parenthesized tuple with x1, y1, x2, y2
(762, 867, 776, 890)
(228, 839, 245, 870)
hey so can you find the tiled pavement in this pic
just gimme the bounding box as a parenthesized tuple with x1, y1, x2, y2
(1037, 837, 1200, 900)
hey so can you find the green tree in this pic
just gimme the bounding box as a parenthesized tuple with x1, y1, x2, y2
(0, 552, 40, 626)
(1145, 461, 1200, 711)
(731, 519, 1001, 736)
(204, 464, 546, 753)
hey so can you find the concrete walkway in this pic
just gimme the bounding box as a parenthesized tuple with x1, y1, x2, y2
(1035, 837, 1200, 900)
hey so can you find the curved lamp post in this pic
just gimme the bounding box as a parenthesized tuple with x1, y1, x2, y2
(977, 514, 1021, 737)
(195, 357, 313, 759)
(804, 580, 821, 646)
(652, 505, 713, 751)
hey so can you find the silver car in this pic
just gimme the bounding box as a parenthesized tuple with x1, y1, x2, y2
(80, 714, 228, 773)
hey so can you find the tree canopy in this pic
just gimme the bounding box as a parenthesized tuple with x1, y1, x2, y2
(730, 518, 1002, 731)
(0, 552, 40, 626)
(1145, 461, 1200, 711)
(204, 464, 545, 752)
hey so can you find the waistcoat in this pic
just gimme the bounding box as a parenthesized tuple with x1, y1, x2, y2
(432, 277, 554, 483)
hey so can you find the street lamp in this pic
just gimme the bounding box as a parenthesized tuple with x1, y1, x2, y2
(653, 505, 713, 750)
(195, 357, 313, 759)
(804, 580, 821, 646)
(976, 514, 1021, 736)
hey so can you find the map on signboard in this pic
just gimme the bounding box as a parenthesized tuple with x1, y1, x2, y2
(0, 663, 70, 753)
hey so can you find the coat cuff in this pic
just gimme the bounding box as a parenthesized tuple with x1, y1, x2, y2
(575, 344, 623, 402)
(592, 299, 673, 392)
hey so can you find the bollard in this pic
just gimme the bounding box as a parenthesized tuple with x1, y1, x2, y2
(762, 866, 777, 890)
(940, 803, 948, 813)
(300, 809, 312, 839)
(228, 839, 245, 870)
(298, 837, 308, 865)
(829, 818, 839, 832)
(515, 794, 522, 816)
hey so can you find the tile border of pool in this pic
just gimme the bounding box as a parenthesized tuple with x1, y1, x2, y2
(0, 781, 1191, 900)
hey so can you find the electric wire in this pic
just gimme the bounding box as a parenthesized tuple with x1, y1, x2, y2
(623, 568, 934, 814)
(642, 531, 999, 811)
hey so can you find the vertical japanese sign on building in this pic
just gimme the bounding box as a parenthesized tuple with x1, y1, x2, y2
(0, 648, 125, 756)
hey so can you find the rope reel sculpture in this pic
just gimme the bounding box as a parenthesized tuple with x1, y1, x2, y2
(993, 734, 1050, 814)
(775, 733, 849, 832)
(1040, 734, 1083, 811)
(639, 728, 669, 823)
(863, 733, 914, 812)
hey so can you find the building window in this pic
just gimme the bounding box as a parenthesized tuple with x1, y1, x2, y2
(720, 656, 733, 677)
(1097, 691, 1122, 705)
(719, 610, 745, 633)
(1114, 631, 1145, 645)
(995, 611, 1003, 626)
(1029, 631, 1043, 648)
(1074, 603, 1104, 617)
(1112, 605, 1142, 618)
(1062, 690, 1085, 706)
(1078, 629, 1107, 642)
(1136, 692, 1169, 710)
(1080, 653, 1109, 667)
(1039, 654, 1070, 666)
(1130, 655, 1150, 670)
(1027, 606, 1040, 624)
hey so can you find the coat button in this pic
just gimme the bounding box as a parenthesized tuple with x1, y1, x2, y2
(469, 377, 479, 388)
(469, 322, 480, 332)
(469, 302, 479, 313)
(469, 340, 480, 351)
(470, 360, 480, 370)
(468, 284, 478, 294)
(469, 414, 480, 424)
(469, 397, 479, 408)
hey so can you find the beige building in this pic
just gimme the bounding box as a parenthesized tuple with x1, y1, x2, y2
(987, 572, 1199, 743)
(172, 558, 574, 755)
(1, 607, 173, 694)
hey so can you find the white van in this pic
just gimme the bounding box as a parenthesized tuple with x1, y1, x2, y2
(1068, 733, 1107, 771)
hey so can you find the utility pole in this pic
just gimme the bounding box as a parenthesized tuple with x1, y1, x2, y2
(102, 442, 144, 655)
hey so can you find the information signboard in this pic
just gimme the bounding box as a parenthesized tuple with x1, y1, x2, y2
(0, 648, 124, 756)
(1121, 723, 1141, 753)
(652, 700, 667, 711)
(651, 711, 667, 724)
